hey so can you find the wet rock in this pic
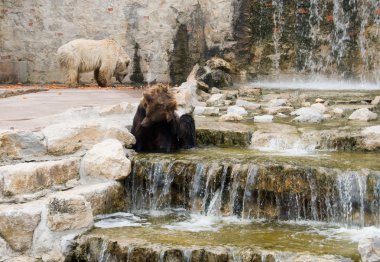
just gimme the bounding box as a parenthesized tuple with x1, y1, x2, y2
(196, 129, 251, 147)
(42, 121, 135, 155)
(0, 201, 42, 252)
(361, 126, 380, 151)
(358, 236, 380, 262)
(253, 115, 273, 123)
(238, 87, 262, 97)
(291, 107, 324, 123)
(206, 94, 226, 106)
(47, 194, 93, 231)
(0, 130, 46, 161)
(348, 108, 378, 121)
(227, 105, 248, 116)
(219, 113, 243, 122)
(332, 107, 344, 117)
(0, 158, 80, 196)
(193, 106, 219, 116)
(371, 96, 380, 105)
(82, 139, 131, 181)
(236, 99, 261, 110)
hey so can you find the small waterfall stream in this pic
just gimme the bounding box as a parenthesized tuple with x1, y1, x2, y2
(125, 156, 380, 227)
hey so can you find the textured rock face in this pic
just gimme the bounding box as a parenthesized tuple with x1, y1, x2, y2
(358, 236, 380, 262)
(82, 139, 131, 181)
(349, 108, 378, 121)
(0, 130, 46, 161)
(0, 158, 80, 196)
(47, 194, 93, 231)
(0, 202, 42, 252)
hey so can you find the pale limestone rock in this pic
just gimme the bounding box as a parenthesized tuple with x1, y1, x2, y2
(238, 87, 262, 97)
(173, 81, 198, 116)
(361, 126, 380, 150)
(371, 96, 380, 105)
(268, 98, 288, 107)
(332, 107, 344, 117)
(47, 194, 93, 231)
(206, 94, 226, 106)
(358, 236, 380, 262)
(0, 201, 42, 252)
(219, 113, 243, 122)
(193, 106, 219, 116)
(302, 101, 311, 107)
(210, 87, 222, 94)
(42, 121, 135, 155)
(235, 99, 261, 110)
(264, 106, 294, 115)
(0, 130, 46, 161)
(253, 115, 273, 123)
(67, 181, 126, 216)
(349, 108, 378, 121)
(0, 158, 79, 196)
(227, 105, 248, 116)
(311, 103, 327, 113)
(0, 236, 17, 261)
(291, 107, 324, 123)
(3, 256, 37, 262)
(315, 98, 325, 103)
(82, 139, 131, 181)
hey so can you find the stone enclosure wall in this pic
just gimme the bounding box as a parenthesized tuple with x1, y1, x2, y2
(0, 0, 379, 84)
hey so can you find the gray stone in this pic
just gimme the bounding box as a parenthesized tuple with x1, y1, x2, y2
(291, 107, 324, 123)
(82, 139, 131, 181)
(193, 106, 219, 116)
(264, 106, 294, 115)
(311, 103, 327, 113)
(0, 130, 46, 161)
(235, 99, 261, 110)
(349, 108, 378, 121)
(238, 87, 262, 97)
(219, 113, 243, 122)
(206, 94, 226, 106)
(0, 61, 27, 84)
(268, 98, 288, 107)
(361, 126, 380, 151)
(227, 105, 248, 116)
(253, 115, 273, 123)
(205, 57, 233, 72)
(371, 96, 380, 105)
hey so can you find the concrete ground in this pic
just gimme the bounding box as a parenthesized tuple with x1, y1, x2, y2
(0, 86, 143, 131)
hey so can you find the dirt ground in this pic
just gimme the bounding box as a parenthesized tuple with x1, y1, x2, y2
(0, 84, 144, 131)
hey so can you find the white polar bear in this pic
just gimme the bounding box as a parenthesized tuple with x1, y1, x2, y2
(57, 39, 130, 87)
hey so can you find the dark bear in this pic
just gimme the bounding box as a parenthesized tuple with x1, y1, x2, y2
(131, 84, 196, 152)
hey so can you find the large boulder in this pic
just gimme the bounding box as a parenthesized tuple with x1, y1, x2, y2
(0, 201, 42, 252)
(0, 158, 80, 196)
(82, 139, 131, 181)
(0, 130, 46, 161)
(42, 121, 135, 155)
(349, 108, 378, 121)
(227, 105, 248, 116)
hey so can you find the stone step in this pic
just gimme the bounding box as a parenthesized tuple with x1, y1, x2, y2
(72, 234, 348, 262)
(0, 157, 80, 200)
(0, 181, 126, 259)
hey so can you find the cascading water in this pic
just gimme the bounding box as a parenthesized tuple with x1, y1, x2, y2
(126, 155, 380, 227)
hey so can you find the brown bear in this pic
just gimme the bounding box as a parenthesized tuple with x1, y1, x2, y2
(57, 39, 130, 87)
(131, 84, 196, 152)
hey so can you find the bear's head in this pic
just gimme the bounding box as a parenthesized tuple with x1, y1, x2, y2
(115, 54, 131, 83)
(140, 84, 177, 127)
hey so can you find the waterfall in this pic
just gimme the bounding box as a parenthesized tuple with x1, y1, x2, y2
(271, 0, 284, 76)
(127, 157, 380, 227)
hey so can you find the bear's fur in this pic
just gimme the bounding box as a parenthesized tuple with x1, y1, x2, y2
(131, 84, 196, 152)
(57, 39, 130, 87)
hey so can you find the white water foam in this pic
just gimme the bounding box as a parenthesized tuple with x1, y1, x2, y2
(94, 212, 149, 228)
(248, 81, 380, 90)
(162, 214, 251, 232)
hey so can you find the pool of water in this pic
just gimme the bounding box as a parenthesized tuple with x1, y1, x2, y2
(89, 210, 376, 261)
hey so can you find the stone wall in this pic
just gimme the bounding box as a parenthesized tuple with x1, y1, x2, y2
(0, 0, 379, 84)
(0, 0, 234, 84)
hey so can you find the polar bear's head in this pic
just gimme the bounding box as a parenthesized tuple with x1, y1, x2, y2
(115, 55, 131, 83)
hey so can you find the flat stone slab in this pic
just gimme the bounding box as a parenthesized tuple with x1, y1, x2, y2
(0, 87, 143, 131)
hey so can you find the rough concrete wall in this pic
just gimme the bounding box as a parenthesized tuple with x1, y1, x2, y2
(0, 0, 234, 84)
